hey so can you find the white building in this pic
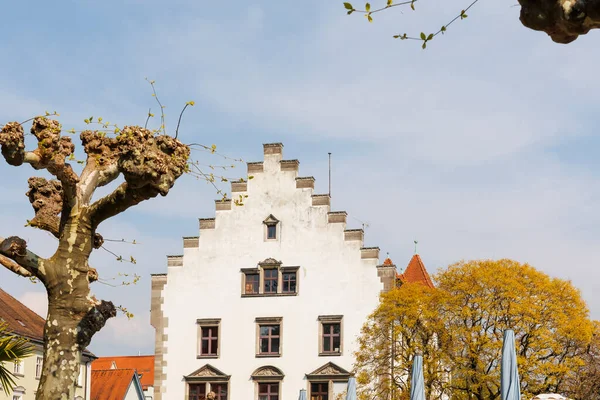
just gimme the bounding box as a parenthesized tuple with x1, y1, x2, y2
(151, 143, 397, 400)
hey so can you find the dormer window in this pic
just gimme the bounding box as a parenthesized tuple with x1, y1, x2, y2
(263, 215, 279, 241)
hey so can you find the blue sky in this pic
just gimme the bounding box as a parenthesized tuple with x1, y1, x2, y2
(0, 1, 599, 356)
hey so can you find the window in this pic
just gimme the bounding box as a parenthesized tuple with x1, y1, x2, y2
(245, 273, 259, 294)
(251, 366, 284, 399)
(267, 225, 277, 239)
(259, 382, 279, 400)
(197, 319, 221, 358)
(241, 263, 299, 297)
(189, 382, 228, 400)
(282, 271, 297, 293)
(311, 382, 329, 400)
(189, 383, 206, 400)
(263, 214, 279, 241)
(318, 315, 343, 356)
(323, 323, 341, 354)
(259, 325, 280, 355)
(256, 317, 282, 357)
(184, 365, 230, 400)
(13, 360, 23, 376)
(212, 383, 228, 400)
(36, 357, 43, 379)
(264, 269, 278, 293)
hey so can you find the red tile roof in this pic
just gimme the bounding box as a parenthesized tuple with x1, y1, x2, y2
(91, 369, 137, 400)
(397, 254, 435, 288)
(92, 356, 154, 390)
(0, 287, 45, 341)
(383, 258, 394, 266)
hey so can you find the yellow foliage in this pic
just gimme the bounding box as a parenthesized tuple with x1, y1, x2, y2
(354, 259, 593, 400)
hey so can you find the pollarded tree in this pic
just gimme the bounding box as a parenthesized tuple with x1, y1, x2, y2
(342, 0, 600, 45)
(0, 110, 192, 398)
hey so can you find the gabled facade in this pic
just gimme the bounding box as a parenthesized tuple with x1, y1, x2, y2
(91, 369, 145, 400)
(151, 143, 391, 399)
(92, 356, 154, 399)
(0, 287, 94, 400)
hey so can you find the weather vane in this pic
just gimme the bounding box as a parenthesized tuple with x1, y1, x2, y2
(414, 240, 418, 254)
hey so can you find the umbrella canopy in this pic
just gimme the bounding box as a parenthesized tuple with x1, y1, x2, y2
(298, 389, 307, 400)
(501, 329, 521, 400)
(346, 376, 357, 400)
(410, 355, 426, 400)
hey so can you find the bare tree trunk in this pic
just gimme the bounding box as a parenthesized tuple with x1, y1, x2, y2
(35, 215, 115, 400)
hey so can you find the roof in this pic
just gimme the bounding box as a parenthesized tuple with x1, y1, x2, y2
(0, 287, 95, 357)
(397, 254, 435, 288)
(92, 355, 154, 390)
(0, 287, 46, 341)
(91, 369, 141, 400)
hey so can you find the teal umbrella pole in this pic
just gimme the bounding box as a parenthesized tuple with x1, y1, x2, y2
(410, 354, 426, 400)
(346, 376, 357, 400)
(501, 329, 521, 400)
(298, 389, 307, 400)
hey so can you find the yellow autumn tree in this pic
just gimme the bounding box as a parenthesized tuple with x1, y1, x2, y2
(355, 282, 451, 400)
(354, 259, 593, 400)
(437, 259, 592, 399)
(561, 320, 600, 400)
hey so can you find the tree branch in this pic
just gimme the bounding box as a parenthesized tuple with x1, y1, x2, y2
(0, 254, 32, 278)
(26, 177, 62, 238)
(0, 236, 44, 279)
(519, 0, 600, 44)
(1, 118, 79, 211)
(77, 299, 116, 348)
(89, 126, 190, 228)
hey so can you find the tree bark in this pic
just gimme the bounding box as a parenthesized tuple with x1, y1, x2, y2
(35, 213, 116, 400)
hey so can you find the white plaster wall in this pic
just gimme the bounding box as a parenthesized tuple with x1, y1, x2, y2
(161, 148, 383, 399)
(125, 381, 142, 400)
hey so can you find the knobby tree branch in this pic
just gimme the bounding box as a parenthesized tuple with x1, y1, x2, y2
(0, 236, 44, 280)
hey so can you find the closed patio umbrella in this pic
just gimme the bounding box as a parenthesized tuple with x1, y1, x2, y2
(501, 329, 521, 400)
(410, 354, 426, 400)
(346, 376, 357, 400)
(299, 389, 307, 400)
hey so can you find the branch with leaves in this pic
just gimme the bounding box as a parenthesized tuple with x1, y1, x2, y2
(344, 0, 600, 45)
(343, 0, 478, 48)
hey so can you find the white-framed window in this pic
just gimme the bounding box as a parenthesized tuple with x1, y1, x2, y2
(13, 360, 24, 376)
(11, 386, 25, 400)
(36, 356, 43, 379)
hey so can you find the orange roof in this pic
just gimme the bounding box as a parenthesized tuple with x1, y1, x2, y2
(397, 254, 435, 288)
(383, 258, 394, 266)
(0, 287, 46, 341)
(91, 369, 139, 400)
(92, 356, 154, 390)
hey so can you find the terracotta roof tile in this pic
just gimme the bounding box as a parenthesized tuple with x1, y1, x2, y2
(383, 258, 394, 266)
(91, 369, 136, 400)
(92, 356, 154, 390)
(0, 288, 45, 341)
(398, 254, 435, 288)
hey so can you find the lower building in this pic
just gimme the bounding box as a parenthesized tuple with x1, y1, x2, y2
(0, 288, 94, 400)
(92, 356, 154, 399)
(91, 369, 145, 400)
